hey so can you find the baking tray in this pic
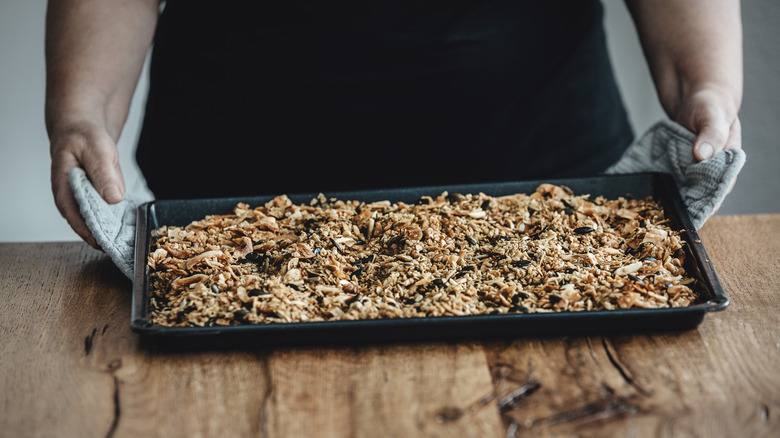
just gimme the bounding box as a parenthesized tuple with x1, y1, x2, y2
(131, 173, 728, 349)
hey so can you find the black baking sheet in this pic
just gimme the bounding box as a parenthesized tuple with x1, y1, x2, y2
(131, 173, 728, 349)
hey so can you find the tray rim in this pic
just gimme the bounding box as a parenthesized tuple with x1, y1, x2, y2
(131, 172, 729, 343)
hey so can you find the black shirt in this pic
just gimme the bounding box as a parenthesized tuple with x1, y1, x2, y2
(137, 0, 633, 199)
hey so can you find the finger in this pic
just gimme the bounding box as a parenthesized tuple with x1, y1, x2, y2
(51, 150, 100, 249)
(79, 131, 126, 204)
(691, 109, 730, 162)
(721, 118, 741, 198)
(711, 120, 741, 213)
(727, 176, 737, 195)
(724, 117, 742, 151)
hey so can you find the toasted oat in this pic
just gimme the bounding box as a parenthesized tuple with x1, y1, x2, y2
(147, 185, 698, 327)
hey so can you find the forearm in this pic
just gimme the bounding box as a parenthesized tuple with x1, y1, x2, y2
(625, 0, 743, 119)
(45, 0, 159, 140)
(46, 0, 160, 246)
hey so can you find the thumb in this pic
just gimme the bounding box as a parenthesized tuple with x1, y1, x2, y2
(681, 98, 732, 162)
(79, 131, 126, 204)
(692, 117, 729, 162)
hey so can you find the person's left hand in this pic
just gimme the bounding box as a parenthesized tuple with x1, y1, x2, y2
(673, 86, 742, 210)
(674, 86, 742, 162)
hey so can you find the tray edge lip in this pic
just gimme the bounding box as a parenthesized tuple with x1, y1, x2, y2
(652, 173, 729, 312)
(131, 201, 153, 328)
(129, 303, 715, 336)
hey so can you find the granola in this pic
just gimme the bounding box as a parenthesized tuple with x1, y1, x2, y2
(147, 184, 698, 327)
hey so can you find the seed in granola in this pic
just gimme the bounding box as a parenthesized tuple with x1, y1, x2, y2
(511, 260, 532, 268)
(465, 235, 477, 245)
(330, 238, 343, 253)
(234, 309, 250, 320)
(259, 309, 282, 318)
(574, 227, 596, 235)
(548, 294, 563, 305)
(387, 235, 405, 246)
(455, 266, 476, 278)
(628, 274, 643, 283)
(530, 226, 548, 240)
(641, 256, 657, 262)
(351, 268, 363, 278)
(345, 294, 360, 305)
(563, 208, 575, 216)
(351, 256, 374, 267)
(626, 242, 648, 255)
(211, 284, 220, 294)
(481, 200, 491, 210)
(244, 251, 265, 262)
(447, 193, 464, 203)
(313, 247, 322, 255)
(249, 288, 268, 297)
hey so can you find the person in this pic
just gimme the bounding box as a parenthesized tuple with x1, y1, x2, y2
(46, 0, 743, 249)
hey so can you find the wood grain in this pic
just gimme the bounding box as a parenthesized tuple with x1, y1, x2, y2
(265, 343, 502, 437)
(0, 242, 125, 438)
(1, 215, 778, 438)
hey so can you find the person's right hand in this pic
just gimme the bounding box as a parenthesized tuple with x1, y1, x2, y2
(49, 119, 125, 249)
(46, 0, 157, 249)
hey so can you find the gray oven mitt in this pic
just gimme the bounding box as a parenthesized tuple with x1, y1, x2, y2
(605, 119, 745, 230)
(68, 168, 140, 279)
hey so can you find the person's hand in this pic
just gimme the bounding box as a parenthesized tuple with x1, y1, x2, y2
(49, 119, 125, 249)
(46, 0, 157, 249)
(673, 86, 742, 210)
(626, 0, 742, 214)
(673, 87, 742, 162)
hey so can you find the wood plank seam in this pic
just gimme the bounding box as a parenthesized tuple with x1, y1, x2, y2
(105, 358, 123, 438)
(600, 337, 651, 397)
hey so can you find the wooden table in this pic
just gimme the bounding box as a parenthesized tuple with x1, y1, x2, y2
(1, 215, 778, 437)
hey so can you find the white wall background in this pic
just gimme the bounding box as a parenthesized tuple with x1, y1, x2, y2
(1, 0, 778, 243)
